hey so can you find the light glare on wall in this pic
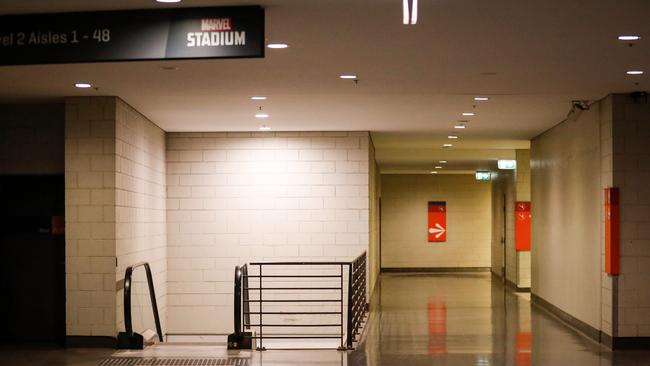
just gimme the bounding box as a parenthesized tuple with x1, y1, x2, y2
(475, 171, 491, 181)
(498, 159, 517, 170)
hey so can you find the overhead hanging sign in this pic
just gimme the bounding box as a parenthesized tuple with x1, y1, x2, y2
(428, 201, 447, 242)
(0, 6, 264, 66)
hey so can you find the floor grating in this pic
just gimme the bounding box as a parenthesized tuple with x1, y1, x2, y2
(99, 358, 249, 366)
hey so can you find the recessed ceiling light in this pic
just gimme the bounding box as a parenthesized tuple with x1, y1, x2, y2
(626, 70, 644, 75)
(498, 159, 517, 170)
(255, 113, 269, 118)
(462, 112, 475, 116)
(454, 124, 466, 129)
(448, 135, 459, 139)
(474, 96, 489, 101)
(74, 82, 92, 88)
(442, 144, 453, 148)
(439, 160, 447, 164)
(259, 125, 271, 131)
(435, 166, 443, 169)
(430, 171, 438, 174)
(340, 74, 358, 79)
(156, 0, 181, 3)
(618, 35, 641, 41)
(251, 96, 267, 100)
(267, 43, 289, 49)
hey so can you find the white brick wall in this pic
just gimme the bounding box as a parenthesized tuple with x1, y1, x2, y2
(114, 99, 167, 335)
(491, 169, 515, 280)
(381, 174, 492, 268)
(515, 149, 531, 288)
(166, 131, 370, 333)
(0, 104, 64, 174)
(65, 97, 167, 339)
(610, 94, 650, 337)
(65, 97, 118, 337)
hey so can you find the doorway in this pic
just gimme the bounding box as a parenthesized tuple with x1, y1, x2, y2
(0, 175, 65, 344)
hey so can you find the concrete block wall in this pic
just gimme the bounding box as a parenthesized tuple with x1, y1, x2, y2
(114, 99, 167, 334)
(368, 139, 380, 295)
(65, 97, 118, 337)
(490, 170, 516, 280)
(381, 174, 492, 269)
(600, 96, 615, 337)
(515, 149, 531, 288)
(610, 94, 650, 337)
(65, 97, 167, 339)
(0, 104, 64, 175)
(165, 131, 370, 333)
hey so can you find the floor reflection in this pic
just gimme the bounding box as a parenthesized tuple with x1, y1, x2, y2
(2, 272, 650, 365)
(350, 272, 650, 366)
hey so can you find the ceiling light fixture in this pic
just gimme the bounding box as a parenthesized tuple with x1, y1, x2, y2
(439, 160, 447, 164)
(430, 171, 438, 174)
(267, 43, 289, 49)
(475, 171, 491, 181)
(498, 160, 517, 170)
(618, 35, 641, 41)
(447, 135, 459, 139)
(435, 166, 443, 169)
(474, 96, 489, 101)
(462, 112, 475, 116)
(442, 143, 453, 148)
(454, 124, 467, 129)
(74, 82, 92, 88)
(626, 70, 644, 75)
(255, 113, 269, 118)
(259, 125, 271, 131)
(250, 96, 267, 100)
(340, 74, 358, 79)
(403, 0, 418, 25)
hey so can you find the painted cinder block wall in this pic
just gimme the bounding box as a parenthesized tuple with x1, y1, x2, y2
(165, 131, 370, 334)
(0, 104, 64, 175)
(65, 97, 166, 339)
(531, 93, 650, 346)
(380, 174, 492, 269)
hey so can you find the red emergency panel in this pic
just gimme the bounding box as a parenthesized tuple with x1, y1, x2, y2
(605, 188, 620, 275)
(515, 202, 531, 251)
(428, 201, 447, 242)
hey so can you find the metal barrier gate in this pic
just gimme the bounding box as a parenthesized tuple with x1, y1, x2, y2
(231, 252, 367, 350)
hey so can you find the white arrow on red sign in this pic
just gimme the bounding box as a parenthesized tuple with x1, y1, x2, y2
(428, 223, 446, 238)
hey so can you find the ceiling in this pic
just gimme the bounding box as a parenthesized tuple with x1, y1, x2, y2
(0, 0, 648, 173)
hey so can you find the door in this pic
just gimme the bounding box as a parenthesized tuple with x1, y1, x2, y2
(0, 175, 65, 344)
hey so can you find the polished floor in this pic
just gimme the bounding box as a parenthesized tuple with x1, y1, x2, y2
(2, 272, 650, 365)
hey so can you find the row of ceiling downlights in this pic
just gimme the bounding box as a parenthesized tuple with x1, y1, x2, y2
(432, 34, 643, 175)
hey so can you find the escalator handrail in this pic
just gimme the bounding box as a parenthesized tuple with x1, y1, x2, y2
(123, 261, 163, 342)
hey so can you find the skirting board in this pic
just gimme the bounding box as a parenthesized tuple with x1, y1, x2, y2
(505, 278, 531, 293)
(532, 293, 650, 350)
(381, 267, 490, 273)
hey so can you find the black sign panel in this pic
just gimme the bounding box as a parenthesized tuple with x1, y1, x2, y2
(0, 6, 264, 65)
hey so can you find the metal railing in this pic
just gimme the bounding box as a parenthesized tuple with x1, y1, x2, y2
(117, 262, 163, 349)
(232, 252, 367, 350)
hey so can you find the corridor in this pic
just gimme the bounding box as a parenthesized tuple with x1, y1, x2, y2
(3, 272, 650, 365)
(357, 272, 650, 365)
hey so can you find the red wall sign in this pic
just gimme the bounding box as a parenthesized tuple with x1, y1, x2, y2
(428, 201, 447, 242)
(605, 188, 620, 275)
(515, 202, 531, 251)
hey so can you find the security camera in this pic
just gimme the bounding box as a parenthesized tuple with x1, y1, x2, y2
(572, 100, 590, 111)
